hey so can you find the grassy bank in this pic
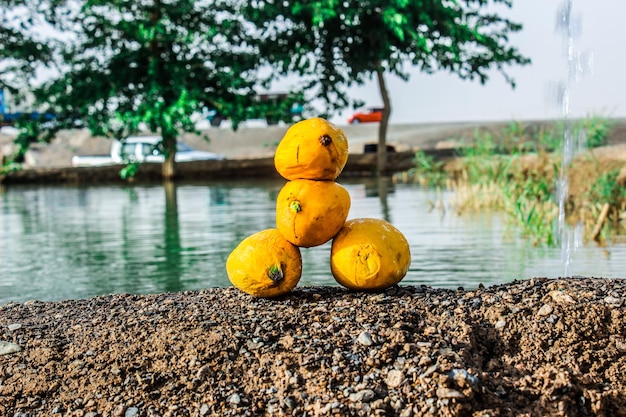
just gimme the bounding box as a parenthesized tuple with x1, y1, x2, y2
(404, 116, 626, 246)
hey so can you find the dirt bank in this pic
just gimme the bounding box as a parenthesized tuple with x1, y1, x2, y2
(3, 118, 626, 169)
(2, 118, 626, 185)
(1, 277, 625, 416)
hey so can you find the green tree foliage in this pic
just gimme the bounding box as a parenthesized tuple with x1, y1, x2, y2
(0, 0, 69, 166)
(0, 0, 57, 99)
(242, 0, 531, 174)
(35, 0, 284, 180)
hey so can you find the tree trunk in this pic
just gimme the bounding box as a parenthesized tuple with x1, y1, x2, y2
(149, 1, 176, 181)
(375, 67, 391, 176)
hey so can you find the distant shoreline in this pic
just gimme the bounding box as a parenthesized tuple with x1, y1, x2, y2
(2, 117, 625, 185)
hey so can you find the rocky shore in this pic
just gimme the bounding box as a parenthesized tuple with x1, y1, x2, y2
(1, 277, 625, 416)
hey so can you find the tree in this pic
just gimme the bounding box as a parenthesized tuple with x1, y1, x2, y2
(242, 0, 531, 174)
(35, 0, 290, 180)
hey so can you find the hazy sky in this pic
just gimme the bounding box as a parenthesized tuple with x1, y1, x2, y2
(327, 0, 626, 125)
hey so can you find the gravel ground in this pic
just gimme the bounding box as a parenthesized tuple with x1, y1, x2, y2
(1, 277, 625, 416)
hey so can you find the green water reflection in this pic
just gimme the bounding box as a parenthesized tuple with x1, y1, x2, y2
(1, 178, 625, 305)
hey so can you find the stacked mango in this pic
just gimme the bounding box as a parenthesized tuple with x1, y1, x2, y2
(226, 118, 411, 298)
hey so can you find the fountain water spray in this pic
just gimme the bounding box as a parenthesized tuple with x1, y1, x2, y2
(555, 0, 593, 277)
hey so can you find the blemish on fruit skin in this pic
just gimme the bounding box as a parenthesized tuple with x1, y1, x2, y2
(296, 144, 300, 164)
(320, 134, 332, 146)
(292, 218, 298, 241)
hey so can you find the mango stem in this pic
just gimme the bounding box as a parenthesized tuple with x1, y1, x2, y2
(289, 200, 302, 213)
(268, 265, 284, 283)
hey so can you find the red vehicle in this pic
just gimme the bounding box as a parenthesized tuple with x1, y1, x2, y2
(348, 107, 383, 124)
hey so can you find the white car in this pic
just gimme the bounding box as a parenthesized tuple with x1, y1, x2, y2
(72, 135, 225, 167)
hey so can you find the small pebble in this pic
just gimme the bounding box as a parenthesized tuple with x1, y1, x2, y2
(450, 368, 479, 387)
(471, 298, 482, 309)
(349, 389, 375, 402)
(386, 369, 404, 388)
(399, 408, 414, 417)
(196, 365, 209, 380)
(420, 364, 439, 379)
(282, 397, 296, 409)
(357, 331, 373, 346)
(112, 405, 125, 417)
(436, 387, 465, 399)
(604, 296, 622, 307)
(537, 304, 554, 317)
(246, 339, 264, 350)
(0, 341, 21, 355)
(549, 290, 575, 304)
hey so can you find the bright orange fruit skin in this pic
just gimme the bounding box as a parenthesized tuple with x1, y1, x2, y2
(226, 229, 302, 298)
(276, 179, 351, 248)
(274, 117, 349, 181)
(331, 218, 411, 291)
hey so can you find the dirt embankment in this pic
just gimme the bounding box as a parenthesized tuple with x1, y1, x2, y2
(1, 278, 625, 417)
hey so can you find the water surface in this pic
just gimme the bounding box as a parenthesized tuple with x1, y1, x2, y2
(1, 178, 624, 305)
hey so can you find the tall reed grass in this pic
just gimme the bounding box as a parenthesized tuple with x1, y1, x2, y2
(406, 116, 624, 246)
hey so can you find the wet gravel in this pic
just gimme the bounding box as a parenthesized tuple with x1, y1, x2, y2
(1, 277, 625, 416)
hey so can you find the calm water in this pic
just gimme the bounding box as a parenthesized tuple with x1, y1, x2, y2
(1, 178, 625, 305)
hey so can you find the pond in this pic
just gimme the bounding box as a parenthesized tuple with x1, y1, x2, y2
(1, 178, 625, 305)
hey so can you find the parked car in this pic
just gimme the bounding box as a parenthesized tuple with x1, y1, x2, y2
(71, 136, 225, 167)
(348, 107, 383, 124)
